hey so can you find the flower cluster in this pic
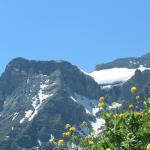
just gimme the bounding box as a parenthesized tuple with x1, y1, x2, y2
(49, 86, 150, 150)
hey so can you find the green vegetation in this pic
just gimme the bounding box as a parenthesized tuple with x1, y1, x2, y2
(49, 86, 150, 150)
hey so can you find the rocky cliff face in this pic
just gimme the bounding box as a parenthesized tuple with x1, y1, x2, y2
(0, 53, 150, 150)
(0, 58, 104, 150)
(105, 70, 150, 106)
(90, 52, 150, 108)
(95, 53, 150, 70)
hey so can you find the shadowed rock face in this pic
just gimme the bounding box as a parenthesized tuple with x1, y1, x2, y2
(105, 70, 150, 106)
(0, 53, 150, 149)
(93, 53, 150, 107)
(95, 53, 150, 70)
(0, 58, 103, 150)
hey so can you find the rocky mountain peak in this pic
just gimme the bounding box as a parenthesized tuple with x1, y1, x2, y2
(0, 53, 150, 149)
(142, 52, 150, 59)
(95, 53, 150, 71)
(5, 57, 78, 76)
(0, 58, 104, 149)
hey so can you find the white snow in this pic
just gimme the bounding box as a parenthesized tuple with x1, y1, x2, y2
(20, 83, 54, 123)
(5, 136, 10, 139)
(92, 107, 100, 115)
(70, 94, 105, 134)
(70, 95, 98, 114)
(108, 102, 122, 110)
(12, 112, 19, 121)
(91, 118, 105, 134)
(129, 61, 137, 65)
(26, 78, 30, 84)
(38, 89, 49, 101)
(28, 84, 53, 121)
(101, 85, 112, 89)
(50, 134, 55, 140)
(40, 84, 48, 89)
(20, 118, 25, 124)
(25, 110, 33, 118)
(38, 139, 42, 146)
(20, 110, 33, 124)
(89, 65, 150, 84)
(45, 79, 50, 84)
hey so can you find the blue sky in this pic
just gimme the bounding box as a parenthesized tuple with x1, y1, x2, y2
(0, 0, 150, 74)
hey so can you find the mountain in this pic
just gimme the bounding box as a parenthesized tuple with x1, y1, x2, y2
(89, 53, 150, 85)
(95, 52, 150, 70)
(0, 53, 150, 149)
(0, 58, 104, 150)
(89, 52, 150, 107)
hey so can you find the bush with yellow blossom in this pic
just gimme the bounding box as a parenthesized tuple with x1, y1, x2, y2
(49, 86, 150, 150)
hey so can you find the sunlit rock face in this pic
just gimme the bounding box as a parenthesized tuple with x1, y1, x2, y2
(0, 58, 103, 150)
(0, 53, 150, 149)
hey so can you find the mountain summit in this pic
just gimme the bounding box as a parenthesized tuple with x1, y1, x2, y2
(0, 58, 103, 150)
(95, 52, 150, 70)
(0, 53, 150, 149)
(89, 53, 150, 85)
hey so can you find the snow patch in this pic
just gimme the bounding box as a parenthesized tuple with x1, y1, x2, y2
(91, 118, 105, 134)
(45, 79, 50, 84)
(70, 95, 98, 114)
(38, 139, 42, 146)
(12, 112, 19, 121)
(89, 65, 150, 84)
(40, 84, 48, 89)
(20, 110, 33, 124)
(26, 78, 30, 84)
(28, 83, 53, 121)
(25, 110, 33, 118)
(101, 85, 112, 89)
(70, 94, 105, 134)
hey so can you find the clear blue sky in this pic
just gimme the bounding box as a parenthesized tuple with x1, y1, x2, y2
(0, 0, 150, 74)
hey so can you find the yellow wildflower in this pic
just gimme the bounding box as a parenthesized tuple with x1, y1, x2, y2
(130, 86, 137, 94)
(147, 144, 150, 150)
(147, 98, 150, 104)
(129, 104, 134, 109)
(66, 131, 71, 137)
(97, 103, 105, 108)
(65, 124, 71, 129)
(58, 139, 64, 146)
(69, 127, 76, 133)
(115, 113, 125, 119)
(49, 139, 55, 145)
(99, 96, 105, 102)
(106, 148, 112, 150)
(63, 131, 71, 137)
(91, 130, 96, 136)
(136, 95, 140, 101)
(81, 121, 88, 127)
(88, 140, 94, 145)
(135, 112, 144, 117)
(119, 113, 125, 119)
(147, 110, 150, 115)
